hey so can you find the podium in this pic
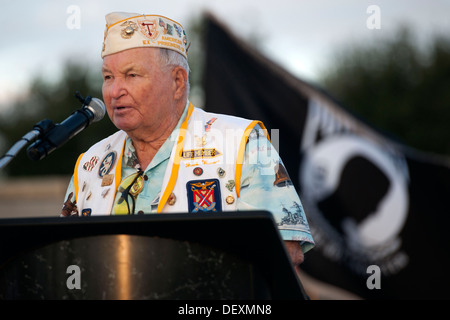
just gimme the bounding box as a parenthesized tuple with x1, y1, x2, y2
(0, 211, 308, 300)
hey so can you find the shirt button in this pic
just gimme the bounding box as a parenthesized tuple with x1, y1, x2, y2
(137, 210, 144, 215)
(143, 175, 148, 181)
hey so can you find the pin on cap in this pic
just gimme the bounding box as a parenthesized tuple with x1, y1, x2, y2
(102, 12, 189, 59)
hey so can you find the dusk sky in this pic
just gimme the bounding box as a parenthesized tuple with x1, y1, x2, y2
(1, 0, 449, 108)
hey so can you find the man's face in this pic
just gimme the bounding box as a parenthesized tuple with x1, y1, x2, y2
(101, 47, 177, 135)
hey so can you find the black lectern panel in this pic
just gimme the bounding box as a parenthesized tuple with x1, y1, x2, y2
(0, 211, 307, 300)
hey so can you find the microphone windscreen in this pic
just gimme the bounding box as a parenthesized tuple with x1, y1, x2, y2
(87, 98, 106, 122)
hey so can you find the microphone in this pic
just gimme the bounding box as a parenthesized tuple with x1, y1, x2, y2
(27, 97, 106, 161)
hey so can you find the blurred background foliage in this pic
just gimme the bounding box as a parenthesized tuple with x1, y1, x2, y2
(0, 61, 116, 176)
(320, 27, 450, 156)
(1, 19, 449, 177)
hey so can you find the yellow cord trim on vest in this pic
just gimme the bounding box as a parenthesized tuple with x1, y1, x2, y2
(156, 102, 195, 213)
(73, 152, 84, 201)
(235, 121, 269, 198)
(113, 137, 127, 201)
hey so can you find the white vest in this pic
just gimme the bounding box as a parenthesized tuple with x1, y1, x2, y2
(74, 103, 267, 215)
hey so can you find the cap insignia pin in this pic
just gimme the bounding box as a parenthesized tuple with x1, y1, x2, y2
(120, 21, 138, 39)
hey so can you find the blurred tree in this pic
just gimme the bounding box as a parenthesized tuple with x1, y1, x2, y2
(185, 13, 207, 108)
(0, 60, 117, 176)
(319, 28, 450, 156)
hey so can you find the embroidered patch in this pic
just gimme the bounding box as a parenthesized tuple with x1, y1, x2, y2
(98, 151, 117, 177)
(181, 148, 222, 160)
(138, 19, 159, 40)
(82, 208, 92, 216)
(186, 179, 222, 212)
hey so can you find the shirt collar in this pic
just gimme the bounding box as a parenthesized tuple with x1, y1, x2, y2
(123, 101, 190, 171)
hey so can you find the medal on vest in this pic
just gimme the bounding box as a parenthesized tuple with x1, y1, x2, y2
(225, 180, 235, 192)
(217, 167, 226, 178)
(168, 193, 176, 206)
(193, 167, 203, 176)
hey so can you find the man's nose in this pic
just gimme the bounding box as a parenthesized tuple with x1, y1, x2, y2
(109, 77, 127, 100)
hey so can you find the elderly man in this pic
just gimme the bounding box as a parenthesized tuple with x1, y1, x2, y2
(62, 12, 314, 270)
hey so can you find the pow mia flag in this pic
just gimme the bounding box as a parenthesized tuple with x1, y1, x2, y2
(203, 14, 450, 299)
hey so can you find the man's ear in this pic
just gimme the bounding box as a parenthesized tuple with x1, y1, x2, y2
(173, 66, 188, 100)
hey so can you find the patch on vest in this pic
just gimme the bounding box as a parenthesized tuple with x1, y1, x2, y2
(181, 148, 222, 160)
(186, 179, 222, 212)
(98, 151, 117, 177)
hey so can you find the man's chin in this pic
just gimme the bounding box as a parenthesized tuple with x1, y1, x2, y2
(113, 122, 136, 133)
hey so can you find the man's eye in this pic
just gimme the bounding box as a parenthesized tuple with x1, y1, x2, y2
(103, 75, 112, 80)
